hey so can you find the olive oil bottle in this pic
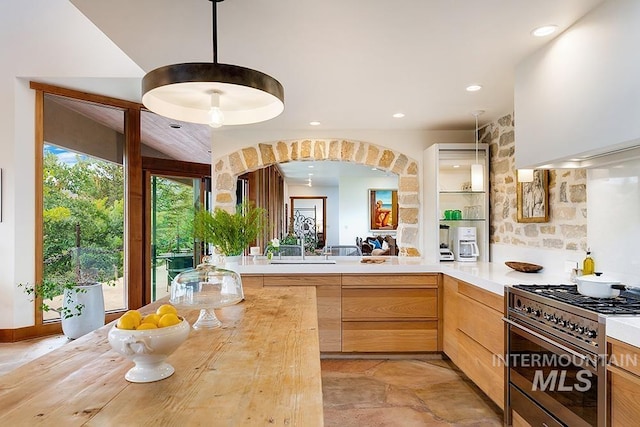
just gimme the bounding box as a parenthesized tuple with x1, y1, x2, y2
(583, 249, 595, 275)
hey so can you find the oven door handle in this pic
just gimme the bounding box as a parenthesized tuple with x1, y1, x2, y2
(502, 317, 592, 366)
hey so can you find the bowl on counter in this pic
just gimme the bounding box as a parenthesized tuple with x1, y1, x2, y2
(108, 318, 190, 383)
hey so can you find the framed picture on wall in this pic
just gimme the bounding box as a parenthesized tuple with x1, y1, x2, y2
(369, 189, 398, 230)
(517, 169, 549, 223)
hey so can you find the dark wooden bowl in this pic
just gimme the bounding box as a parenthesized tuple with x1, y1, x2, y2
(505, 261, 543, 273)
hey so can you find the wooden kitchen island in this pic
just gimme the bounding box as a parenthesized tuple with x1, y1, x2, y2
(0, 286, 324, 426)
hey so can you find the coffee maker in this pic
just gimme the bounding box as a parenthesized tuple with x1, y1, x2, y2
(439, 224, 454, 261)
(452, 226, 479, 262)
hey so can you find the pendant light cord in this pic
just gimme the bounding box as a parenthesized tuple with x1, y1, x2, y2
(474, 113, 479, 164)
(211, 0, 219, 64)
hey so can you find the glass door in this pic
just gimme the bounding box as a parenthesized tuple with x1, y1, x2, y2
(150, 175, 203, 301)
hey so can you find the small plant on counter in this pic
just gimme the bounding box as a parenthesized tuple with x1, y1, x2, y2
(265, 238, 280, 260)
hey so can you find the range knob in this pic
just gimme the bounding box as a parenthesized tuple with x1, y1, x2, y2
(568, 322, 576, 331)
(560, 319, 567, 327)
(577, 326, 585, 334)
(586, 329, 597, 339)
(544, 313, 551, 321)
(534, 309, 542, 317)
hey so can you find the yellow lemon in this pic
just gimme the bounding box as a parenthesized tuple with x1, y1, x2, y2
(136, 322, 158, 330)
(141, 313, 161, 326)
(116, 313, 137, 330)
(158, 313, 181, 328)
(156, 304, 178, 317)
(124, 310, 142, 327)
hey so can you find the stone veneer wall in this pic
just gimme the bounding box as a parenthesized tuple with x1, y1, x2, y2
(212, 139, 421, 257)
(481, 113, 587, 252)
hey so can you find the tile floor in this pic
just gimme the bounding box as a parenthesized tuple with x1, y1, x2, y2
(322, 358, 503, 426)
(1, 337, 503, 426)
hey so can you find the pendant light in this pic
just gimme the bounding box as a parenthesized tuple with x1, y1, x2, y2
(471, 110, 484, 191)
(142, 0, 284, 127)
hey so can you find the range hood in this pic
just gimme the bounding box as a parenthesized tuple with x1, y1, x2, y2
(521, 141, 640, 170)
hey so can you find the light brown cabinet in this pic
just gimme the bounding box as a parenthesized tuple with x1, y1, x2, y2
(341, 274, 441, 353)
(608, 337, 640, 426)
(261, 274, 342, 352)
(442, 276, 504, 409)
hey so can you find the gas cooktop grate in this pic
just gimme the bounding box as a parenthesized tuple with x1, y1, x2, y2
(513, 284, 640, 315)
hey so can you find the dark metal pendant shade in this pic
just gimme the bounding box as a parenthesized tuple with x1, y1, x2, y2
(142, 62, 284, 125)
(141, 0, 284, 126)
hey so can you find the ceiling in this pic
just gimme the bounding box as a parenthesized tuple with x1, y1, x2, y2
(58, 0, 604, 182)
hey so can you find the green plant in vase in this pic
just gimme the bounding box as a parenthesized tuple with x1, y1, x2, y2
(194, 201, 267, 257)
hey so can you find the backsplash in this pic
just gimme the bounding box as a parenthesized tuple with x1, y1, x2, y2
(481, 113, 587, 253)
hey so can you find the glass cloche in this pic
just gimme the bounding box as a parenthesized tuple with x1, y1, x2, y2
(170, 261, 244, 329)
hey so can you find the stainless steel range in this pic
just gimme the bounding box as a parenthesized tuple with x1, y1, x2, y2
(504, 284, 640, 427)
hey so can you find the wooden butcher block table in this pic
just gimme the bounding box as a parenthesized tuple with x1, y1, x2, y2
(0, 286, 324, 426)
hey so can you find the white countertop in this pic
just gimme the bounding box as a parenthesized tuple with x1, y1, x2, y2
(606, 317, 640, 348)
(232, 256, 571, 296)
(232, 255, 640, 348)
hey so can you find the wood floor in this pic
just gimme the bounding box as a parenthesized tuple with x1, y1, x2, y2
(1, 337, 503, 426)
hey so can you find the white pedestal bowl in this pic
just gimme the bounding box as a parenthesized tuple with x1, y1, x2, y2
(108, 318, 190, 383)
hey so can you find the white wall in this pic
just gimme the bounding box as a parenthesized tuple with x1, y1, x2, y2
(515, 0, 640, 169)
(338, 175, 399, 246)
(0, 0, 142, 329)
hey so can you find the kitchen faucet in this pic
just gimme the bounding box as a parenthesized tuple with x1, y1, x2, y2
(296, 233, 306, 260)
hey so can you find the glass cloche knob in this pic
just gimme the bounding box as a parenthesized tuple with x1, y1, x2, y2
(170, 262, 244, 329)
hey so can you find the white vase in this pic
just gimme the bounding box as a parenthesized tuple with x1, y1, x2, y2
(61, 283, 105, 339)
(224, 255, 242, 273)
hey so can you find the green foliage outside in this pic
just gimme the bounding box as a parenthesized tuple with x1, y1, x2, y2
(40, 149, 124, 298)
(152, 177, 195, 254)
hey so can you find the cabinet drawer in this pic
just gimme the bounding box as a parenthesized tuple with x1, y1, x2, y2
(458, 293, 504, 356)
(342, 273, 438, 288)
(457, 330, 504, 409)
(342, 288, 437, 320)
(458, 281, 503, 312)
(608, 364, 640, 426)
(608, 338, 640, 377)
(263, 274, 341, 286)
(342, 321, 438, 352)
(240, 274, 263, 289)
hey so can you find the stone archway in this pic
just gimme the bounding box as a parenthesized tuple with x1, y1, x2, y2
(212, 139, 421, 257)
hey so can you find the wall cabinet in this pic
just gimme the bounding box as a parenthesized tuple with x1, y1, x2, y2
(442, 276, 504, 409)
(341, 274, 441, 353)
(607, 337, 640, 426)
(424, 143, 490, 263)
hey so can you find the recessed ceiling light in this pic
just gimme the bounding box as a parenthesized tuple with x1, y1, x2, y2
(308, 165, 314, 168)
(308, 173, 314, 176)
(309, 121, 321, 126)
(466, 85, 482, 92)
(453, 165, 460, 168)
(392, 113, 405, 118)
(531, 25, 558, 37)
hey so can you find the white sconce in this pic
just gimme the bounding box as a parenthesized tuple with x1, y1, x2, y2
(517, 169, 534, 183)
